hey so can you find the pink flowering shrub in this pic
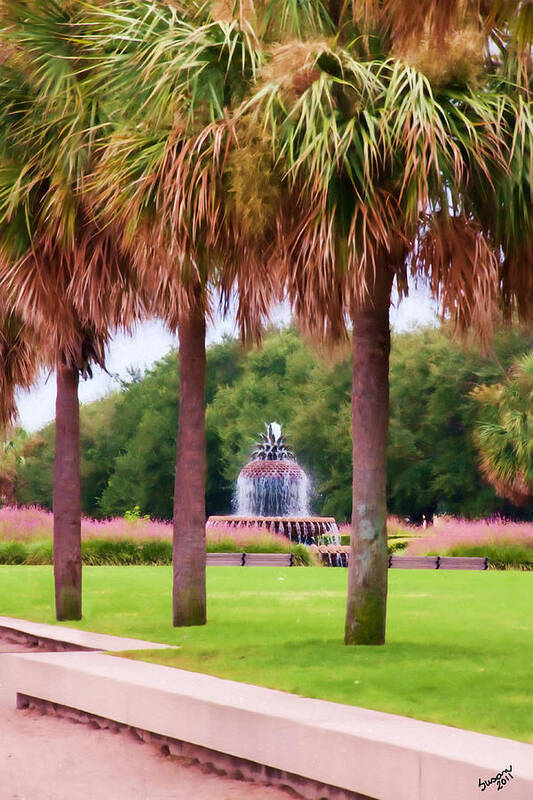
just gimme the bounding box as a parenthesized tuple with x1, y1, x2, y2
(0, 505, 52, 542)
(407, 516, 533, 554)
(338, 517, 418, 540)
(81, 515, 172, 541)
(0, 505, 172, 542)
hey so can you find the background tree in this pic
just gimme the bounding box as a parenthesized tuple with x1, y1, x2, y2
(387, 328, 533, 520)
(15, 325, 532, 522)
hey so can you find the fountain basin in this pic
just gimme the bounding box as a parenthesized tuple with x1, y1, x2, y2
(207, 515, 338, 545)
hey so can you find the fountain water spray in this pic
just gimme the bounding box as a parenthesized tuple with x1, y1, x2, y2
(235, 423, 310, 517)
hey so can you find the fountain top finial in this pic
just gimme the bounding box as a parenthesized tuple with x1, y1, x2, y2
(250, 421, 295, 462)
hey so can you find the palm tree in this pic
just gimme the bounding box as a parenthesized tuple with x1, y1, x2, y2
(471, 352, 533, 505)
(0, 2, 143, 620)
(81, 2, 277, 626)
(83, 0, 533, 642)
(243, 6, 533, 643)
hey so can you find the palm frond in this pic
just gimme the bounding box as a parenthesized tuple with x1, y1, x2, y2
(415, 214, 500, 346)
(0, 0, 145, 375)
(471, 352, 533, 504)
(0, 303, 40, 430)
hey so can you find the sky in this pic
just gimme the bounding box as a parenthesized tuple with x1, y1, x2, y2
(16, 284, 438, 432)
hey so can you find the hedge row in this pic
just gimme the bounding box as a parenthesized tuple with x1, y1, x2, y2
(0, 538, 314, 566)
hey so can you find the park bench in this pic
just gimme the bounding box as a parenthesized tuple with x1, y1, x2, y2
(206, 552, 294, 567)
(389, 555, 489, 569)
(205, 552, 488, 569)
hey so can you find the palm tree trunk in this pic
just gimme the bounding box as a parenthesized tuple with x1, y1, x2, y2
(344, 268, 394, 645)
(53, 361, 82, 621)
(173, 302, 207, 627)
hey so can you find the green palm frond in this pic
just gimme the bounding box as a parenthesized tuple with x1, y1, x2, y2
(472, 352, 533, 504)
(79, 1, 261, 128)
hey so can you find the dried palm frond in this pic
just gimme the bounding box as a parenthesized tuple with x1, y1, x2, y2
(261, 39, 328, 101)
(0, 302, 40, 429)
(0, 195, 143, 377)
(399, 25, 486, 88)
(280, 183, 407, 343)
(0, 235, 106, 377)
(415, 214, 500, 346)
(217, 218, 284, 343)
(130, 227, 212, 332)
(500, 248, 533, 327)
(210, 0, 256, 25)
(365, 0, 467, 47)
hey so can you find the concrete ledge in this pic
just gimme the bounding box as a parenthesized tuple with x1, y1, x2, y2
(2, 648, 532, 800)
(0, 615, 174, 652)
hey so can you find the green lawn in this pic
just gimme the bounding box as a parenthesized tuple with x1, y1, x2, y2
(0, 565, 531, 743)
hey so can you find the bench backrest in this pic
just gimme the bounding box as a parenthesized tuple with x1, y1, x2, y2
(389, 555, 439, 569)
(245, 553, 293, 567)
(437, 556, 488, 570)
(206, 552, 294, 567)
(206, 553, 245, 566)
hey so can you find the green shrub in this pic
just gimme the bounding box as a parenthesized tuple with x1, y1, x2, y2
(82, 538, 131, 565)
(291, 544, 317, 566)
(388, 541, 407, 554)
(0, 541, 27, 564)
(124, 505, 151, 522)
(25, 540, 53, 565)
(441, 543, 533, 571)
(137, 540, 173, 564)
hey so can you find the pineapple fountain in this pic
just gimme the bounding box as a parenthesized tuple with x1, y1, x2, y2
(207, 422, 339, 545)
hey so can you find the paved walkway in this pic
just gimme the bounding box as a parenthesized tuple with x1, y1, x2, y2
(0, 637, 292, 800)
